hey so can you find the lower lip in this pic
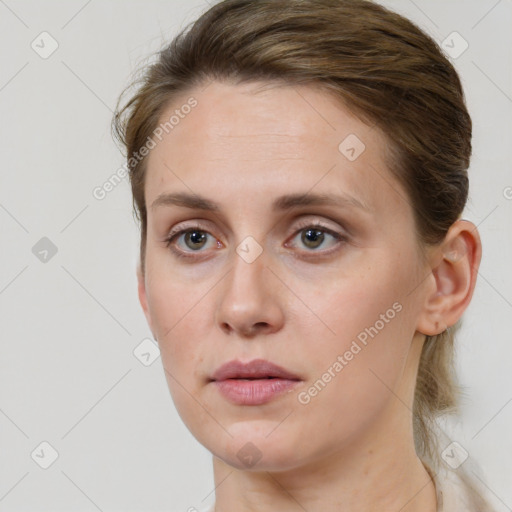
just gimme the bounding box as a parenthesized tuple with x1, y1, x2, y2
(213, 378, 301, 405)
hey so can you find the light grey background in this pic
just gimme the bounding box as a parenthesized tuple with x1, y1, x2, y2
(0, 1, 510, 511)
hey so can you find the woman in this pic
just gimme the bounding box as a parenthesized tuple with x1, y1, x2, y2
(112, 0, 498, 510)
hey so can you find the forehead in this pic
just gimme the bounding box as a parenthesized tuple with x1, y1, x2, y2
(144, 80, 405, 218)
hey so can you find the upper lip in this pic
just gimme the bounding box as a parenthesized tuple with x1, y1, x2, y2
(210, 359, 302, 381)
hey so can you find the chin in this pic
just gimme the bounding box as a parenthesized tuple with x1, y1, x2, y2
(216, 449, 304, 472)
(207, 429, 306, 472)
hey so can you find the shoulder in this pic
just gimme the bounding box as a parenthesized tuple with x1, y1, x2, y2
(431, 463, 499, 512)
(193, 505, 215, 512)
(170, 506, 214, 512)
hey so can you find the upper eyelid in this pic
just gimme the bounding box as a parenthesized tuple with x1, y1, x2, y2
(168, 214, 345, 236)
(167, 219, 343, 241)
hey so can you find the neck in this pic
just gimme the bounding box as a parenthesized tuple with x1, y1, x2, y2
(211, 431, 436, 512)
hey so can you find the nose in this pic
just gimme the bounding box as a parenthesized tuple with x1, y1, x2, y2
(215, 245, 285, 338)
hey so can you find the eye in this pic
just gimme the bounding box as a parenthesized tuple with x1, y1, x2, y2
(286, 222, 345, 254)
(164, 220, 346, 261)
(164, 224, 220, 259)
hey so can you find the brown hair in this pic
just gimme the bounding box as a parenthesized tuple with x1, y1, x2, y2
(113, 0, 472, 475)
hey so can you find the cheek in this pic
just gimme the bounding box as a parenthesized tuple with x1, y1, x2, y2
(293, 261, 416, 401)
(146, 278, 211, 424)
(145, 273, 209, 378)
(303, 260, 410, 346)
(303, 285, 410, 386)
(294, 296, 412, 445)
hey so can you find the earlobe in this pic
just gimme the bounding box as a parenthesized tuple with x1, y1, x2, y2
(417, 220, 482, 336)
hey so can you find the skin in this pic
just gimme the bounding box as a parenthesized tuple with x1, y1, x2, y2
(137, 80, 482, 512)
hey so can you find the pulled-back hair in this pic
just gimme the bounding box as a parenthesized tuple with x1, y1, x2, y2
(113, 0, 479, 486)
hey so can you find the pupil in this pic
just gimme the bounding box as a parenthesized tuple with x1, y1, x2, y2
(303, 229, 324, 248)
(187, 231, 206, 248)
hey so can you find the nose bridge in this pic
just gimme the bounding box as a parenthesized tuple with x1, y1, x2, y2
(224, 240, 268, 308)
(215, 238, 284, 335)
(227, 224, 268, 289)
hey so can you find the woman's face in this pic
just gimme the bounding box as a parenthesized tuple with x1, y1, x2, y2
(139, 80, 432, 470)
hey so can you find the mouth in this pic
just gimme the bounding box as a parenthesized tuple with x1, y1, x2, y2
(209, 359, 302, 405)
(229, 377, 281, 380)
(210, 358, 302, 382)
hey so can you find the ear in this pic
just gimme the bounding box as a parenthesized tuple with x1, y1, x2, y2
(417, 219, 482, 336)
(137, 262, 156, 339)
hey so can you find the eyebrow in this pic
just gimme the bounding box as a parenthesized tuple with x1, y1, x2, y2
(150, 191, 371, 214)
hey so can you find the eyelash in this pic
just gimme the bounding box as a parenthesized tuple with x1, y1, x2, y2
(163, 221, 347, 260)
